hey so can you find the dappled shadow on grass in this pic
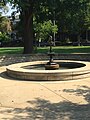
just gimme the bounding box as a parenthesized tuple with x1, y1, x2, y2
(1, 98, 90, 120)
(63, 85, 90, 104)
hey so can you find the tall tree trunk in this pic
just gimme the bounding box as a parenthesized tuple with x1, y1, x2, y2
(23, 5, 33, 54)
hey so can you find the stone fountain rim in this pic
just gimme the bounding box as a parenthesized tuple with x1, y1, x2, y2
(6, 60, 90, 81)
(6, 60, 90, 73)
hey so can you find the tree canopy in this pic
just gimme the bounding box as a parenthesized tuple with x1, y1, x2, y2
(0, 0, 90, 53)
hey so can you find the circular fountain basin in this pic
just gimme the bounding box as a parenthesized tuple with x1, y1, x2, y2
(6, 60, 90, 81)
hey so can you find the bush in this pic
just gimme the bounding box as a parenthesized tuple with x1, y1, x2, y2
(0, 32, 10, 42)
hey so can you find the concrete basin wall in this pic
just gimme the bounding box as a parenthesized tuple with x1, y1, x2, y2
(6, 60, 90, 81)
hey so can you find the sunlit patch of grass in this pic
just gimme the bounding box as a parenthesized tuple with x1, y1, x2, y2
(0, 46, 90, 54)
(0, 47, 23, 54)
(37, 46, 90, 54)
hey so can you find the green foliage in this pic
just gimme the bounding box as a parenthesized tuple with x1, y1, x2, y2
(0, 1, 9, 14)
(34, 20, 58, 41)
(2, 0, 90, 44)
(0, 32, 10, 42)
(0, 15, 11, 33)
(56, 0, 90, 35)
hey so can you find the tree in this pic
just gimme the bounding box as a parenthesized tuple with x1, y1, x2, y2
(1, 0, 34, 53)
(34, 20, 58, 43)
(55, 0, 90, 43)
(0, 14, 11, 43)
(2, 0, 90, 51)
(0, 0, 8, 14)
(0, 15, 11, 33)
(5, 0, 58, 53)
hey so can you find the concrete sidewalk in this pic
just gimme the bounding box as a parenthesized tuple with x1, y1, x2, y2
(0, 66, 90, 120)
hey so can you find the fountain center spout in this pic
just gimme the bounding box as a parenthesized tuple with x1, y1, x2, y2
(45, 36, 59, 70)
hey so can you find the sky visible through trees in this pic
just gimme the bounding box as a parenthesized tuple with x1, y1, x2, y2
(2, 3, 17, 16)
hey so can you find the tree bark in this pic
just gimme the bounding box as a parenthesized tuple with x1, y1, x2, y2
(23, 4, 33, 54)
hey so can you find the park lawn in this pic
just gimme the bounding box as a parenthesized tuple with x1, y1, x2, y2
(37, 46, 90, 54)
(0, 46, 90, 54)
(0, 47, 23, 54)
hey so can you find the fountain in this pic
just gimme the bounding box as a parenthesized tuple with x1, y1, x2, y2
(6, 36, 90, 81)
(45, 36, 59, 70)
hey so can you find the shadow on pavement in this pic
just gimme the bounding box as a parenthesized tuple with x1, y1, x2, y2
(63, 85, 90, 104)
(0, 98, 90, 120)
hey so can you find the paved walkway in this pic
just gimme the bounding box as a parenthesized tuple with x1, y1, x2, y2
(0, 66, 90, 120)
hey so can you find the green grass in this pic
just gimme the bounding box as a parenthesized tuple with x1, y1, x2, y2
(0, 46, 90, 54)
(0, 47, 23, 54)
(37, 46, 90, 54)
